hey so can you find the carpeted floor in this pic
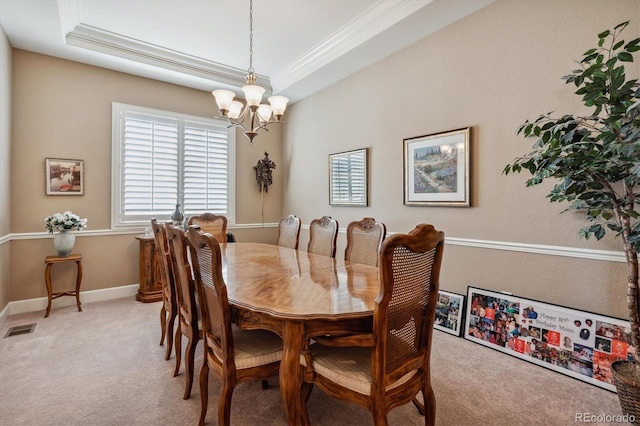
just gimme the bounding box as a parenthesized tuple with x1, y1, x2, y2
(0, 297, 626, 425)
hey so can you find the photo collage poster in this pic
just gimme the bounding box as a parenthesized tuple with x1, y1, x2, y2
(434, 290, 465, 336)
(464, 286, 634, 392)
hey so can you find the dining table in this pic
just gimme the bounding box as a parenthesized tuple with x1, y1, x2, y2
(218, 242, 380, 425)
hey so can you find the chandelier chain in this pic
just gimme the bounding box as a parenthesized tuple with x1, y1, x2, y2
(248, 0, 254, 74)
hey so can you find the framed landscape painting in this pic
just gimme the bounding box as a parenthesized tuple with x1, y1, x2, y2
(403, 127, 470, 206)
(46, 158, 84, 195)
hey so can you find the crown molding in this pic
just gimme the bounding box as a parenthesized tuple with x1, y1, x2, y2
(64, 23, 273, 94)
(271, 0, 432, 94)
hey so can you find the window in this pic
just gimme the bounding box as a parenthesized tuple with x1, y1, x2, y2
(112, 103, 235, 229)
(329, 148, 368, 206)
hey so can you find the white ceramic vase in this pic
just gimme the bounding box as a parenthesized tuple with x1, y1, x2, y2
(54, 230, 75, 257)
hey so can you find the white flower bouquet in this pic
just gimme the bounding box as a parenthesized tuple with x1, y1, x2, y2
(44, 210, 88, 233)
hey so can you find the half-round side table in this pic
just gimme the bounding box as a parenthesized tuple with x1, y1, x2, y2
(44, 254, 83, 318)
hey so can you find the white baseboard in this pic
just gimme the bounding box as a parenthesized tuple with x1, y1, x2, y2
(0, 284, 140, 326)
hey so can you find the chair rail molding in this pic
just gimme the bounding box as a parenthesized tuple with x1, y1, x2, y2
(5, 225, 625, 263)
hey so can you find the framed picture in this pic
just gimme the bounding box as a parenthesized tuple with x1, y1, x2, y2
(329, 148, 368, 206)
(45, 158, 84, 195)
(434, 290, 465, 336)
(464, 286, 634, 392)
(403, 127, 470, 206)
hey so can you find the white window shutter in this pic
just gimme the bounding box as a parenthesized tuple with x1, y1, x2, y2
(112, 103, 234, 228)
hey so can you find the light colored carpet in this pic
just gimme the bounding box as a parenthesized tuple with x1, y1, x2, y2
(0, 297, 625, 425)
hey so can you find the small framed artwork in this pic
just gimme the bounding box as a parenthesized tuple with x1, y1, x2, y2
(403, 127, 470, 206)
(329, 148, 368, 206)
(45, 158, 84, 195)
(434, 290, 465, 336)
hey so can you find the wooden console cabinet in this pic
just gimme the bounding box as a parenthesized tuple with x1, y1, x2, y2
(135, 235, 163, 302)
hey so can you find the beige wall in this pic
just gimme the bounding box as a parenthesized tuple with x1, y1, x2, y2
(9, 51, 282, 303)
(0, 25, 11, 311)
(283, 0, 640, 319)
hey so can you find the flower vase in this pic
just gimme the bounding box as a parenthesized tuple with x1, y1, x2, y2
(54, 230, 75, 257)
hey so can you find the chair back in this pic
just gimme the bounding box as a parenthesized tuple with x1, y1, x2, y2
(374, 224, 444, 384)
(277, 215, 301, 249)
(165, 223, 199, 330)
(186, 226, 234, 366)
(308, 216, 338, 258)
(188, 213, 228, 243)
(344, 217, 386, 267)
(151, 219, 176, 299)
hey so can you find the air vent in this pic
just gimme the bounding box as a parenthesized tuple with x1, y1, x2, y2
(4, 323, 36, 338)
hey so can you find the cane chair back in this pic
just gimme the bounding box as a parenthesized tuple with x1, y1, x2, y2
(151, 219, 178, 361)
(277, 214, 301, 249)
(308, 216, 339, 258)
(344, 217, 386, 267)
(188, 213, 228, 243)
(165, 222, 202, 400)
(301, 224, 445, 426)
(186, 226, 283, 426)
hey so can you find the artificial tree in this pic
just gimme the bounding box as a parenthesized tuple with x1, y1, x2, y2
(504, 21, 640, 378)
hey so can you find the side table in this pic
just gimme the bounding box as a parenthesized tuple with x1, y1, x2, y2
(135, 235, 163, 302)
(44, 254, 83, 318)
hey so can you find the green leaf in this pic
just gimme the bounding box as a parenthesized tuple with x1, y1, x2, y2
(598, 30, 611, 39)
(618, 52, 633, 62)
(614, 21, 629, 30)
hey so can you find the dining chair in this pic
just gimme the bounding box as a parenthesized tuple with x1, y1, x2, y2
(165, 222, 202, 400)
(186, 226, 283, 426)
(188, 213, 228, 243)
(300, 223, 445, 426)
(151, 219, 178, 361)
(344, 217, 387, 267)
(307, 216, 339, 258)
(277, 214, 301, 249)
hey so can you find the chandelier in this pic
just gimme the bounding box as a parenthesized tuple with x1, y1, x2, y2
(212, 0, 289, 145)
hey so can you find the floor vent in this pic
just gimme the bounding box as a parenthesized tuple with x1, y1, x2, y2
(4, 323, 37, 338)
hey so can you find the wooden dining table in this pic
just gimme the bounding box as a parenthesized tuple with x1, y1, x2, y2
(218, 242, 380, 425)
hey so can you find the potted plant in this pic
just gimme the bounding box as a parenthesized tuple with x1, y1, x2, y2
(504, 21, 640, 414)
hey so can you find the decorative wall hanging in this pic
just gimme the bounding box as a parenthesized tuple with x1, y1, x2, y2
(254, 152, 276, 223)
(464, 286, 634, 392)
(329, 148, 368, 206)
(403, 127, 470, 206)
(46, 158, 84, 195)
(254, 152, 276, 193)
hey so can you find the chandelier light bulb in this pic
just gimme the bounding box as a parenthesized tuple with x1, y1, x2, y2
(228, 101, 244, 119)
(257, 104, 272, 123)
(242, 84, 265, 107)
(268, 95, 289, 120)
(211, 89, 235, 114)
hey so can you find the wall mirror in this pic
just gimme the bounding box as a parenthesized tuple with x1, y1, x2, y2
(329, 148, 368, 206)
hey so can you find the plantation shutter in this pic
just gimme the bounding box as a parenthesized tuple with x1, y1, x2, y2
(123, 112, 179, 219)
(183, 122, 229, 214)
(113, 103, 235, 228)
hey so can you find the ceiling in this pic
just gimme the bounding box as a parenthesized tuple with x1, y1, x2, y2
(0, 0, 495, 103)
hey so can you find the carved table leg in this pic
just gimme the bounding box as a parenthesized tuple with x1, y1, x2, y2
(44, 263, 54, 318)
(74, 259, 83, 312)
(281, 320, 306, 426)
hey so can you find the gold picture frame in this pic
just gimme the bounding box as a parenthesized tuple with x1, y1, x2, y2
(403, 127, 470, 206)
